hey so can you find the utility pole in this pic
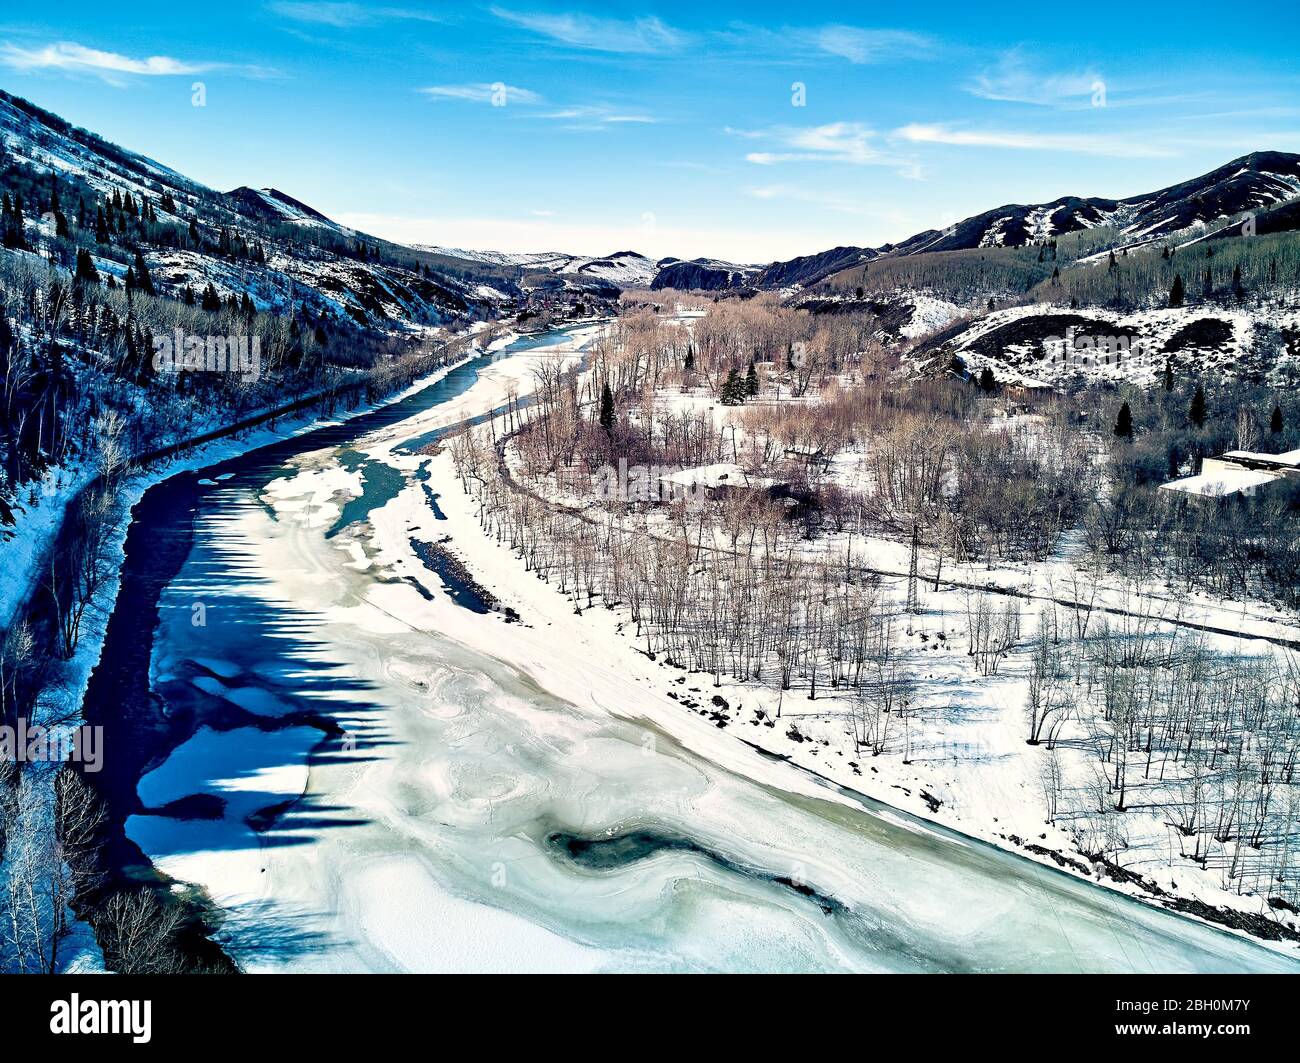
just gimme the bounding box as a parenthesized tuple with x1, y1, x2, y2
(906, 523, 920, 616)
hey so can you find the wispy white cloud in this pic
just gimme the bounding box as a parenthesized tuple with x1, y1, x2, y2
(535, 104, 656, 127)
(732, 122, 920, 175)
(419, 83, 541, 105)
(269, 2, 443, 28)
(491, 8, 687, 53)
(711, 22, 936, 65)
(418, 84, 651, 128)
(738, 122, 880, 165)
(813, 25, 935, 64)
(0, 40, 273, 80)
(967, 51, 1102, 107)
(892, 123, 1174, 158)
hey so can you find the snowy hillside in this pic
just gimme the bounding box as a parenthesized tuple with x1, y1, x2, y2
(760, 151, 1300, 289)
(418, 245, 730, 291)
(909, 302, 1300, 388)
(0, 90, 510, 330)
(650, 256, 762, 291)
(794, 289, 965, 344)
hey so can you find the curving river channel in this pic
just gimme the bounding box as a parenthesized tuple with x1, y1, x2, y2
(81, 325, 1300, 973)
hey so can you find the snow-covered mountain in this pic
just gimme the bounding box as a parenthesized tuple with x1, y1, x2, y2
(430, 151, 1300, 296)
(418, 245, 756, 292)
(224, 186, 341, 229)
(0, 89, 524, 330)
(650, 257, 762, 291)
(415, 245, 574, 270)
(416, 245, 661, 290)
(756, 151, 1300, 288)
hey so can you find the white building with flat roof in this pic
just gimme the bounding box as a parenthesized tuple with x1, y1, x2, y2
(1160, 448, 1300, 500)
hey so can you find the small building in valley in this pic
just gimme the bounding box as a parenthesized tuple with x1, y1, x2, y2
(1159, 448, 1300, 500)
(1003, 378, 1057, 408)
(657, 462, 775, 501)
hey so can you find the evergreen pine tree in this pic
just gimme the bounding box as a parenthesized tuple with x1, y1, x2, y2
(1169, 274, 1185, 307)
(1114, 401, 1133, 438)
(74, 248, 99, 285)
(1164, 360, 1174, 392)
(721, 367, 743, 405)
(598, 381, 615, 434)
(745, 363, 759, 397)
(133, 249, 155, 296)
(1189, 383, 1207, 428)
(2, 195, 25, 250)
(1272, 403, 1284, 435)
(201, 283, 222, 312)
(978, 366, 996, 393)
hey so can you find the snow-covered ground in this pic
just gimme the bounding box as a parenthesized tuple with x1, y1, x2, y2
(1, 333, 508, 973)
(105, 325, 1300, 971)
(453, 328, 1300, 942)
(910, 301, 1300, 388)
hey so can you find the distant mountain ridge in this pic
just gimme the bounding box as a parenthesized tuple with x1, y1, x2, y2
(753, 151, 1300, 289)
(8, 84, 1295, 305)
(0, 88, 525, 330)
(651, 257, 762, 291)
(417, 245, 761, 292)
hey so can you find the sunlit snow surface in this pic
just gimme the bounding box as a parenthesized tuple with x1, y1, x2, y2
(125, 335, 1300, 974)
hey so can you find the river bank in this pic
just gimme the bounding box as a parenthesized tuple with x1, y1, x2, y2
(95, 319, 1300, 972)
(68, 324, 597, 971)
(415, 444, 1300, 961)
(2, 323, 526, 972)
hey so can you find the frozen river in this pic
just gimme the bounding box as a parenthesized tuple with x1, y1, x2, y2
(87, 327, 1300, 973)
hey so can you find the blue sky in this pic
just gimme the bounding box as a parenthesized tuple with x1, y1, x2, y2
(3, 2, 1299, 261)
